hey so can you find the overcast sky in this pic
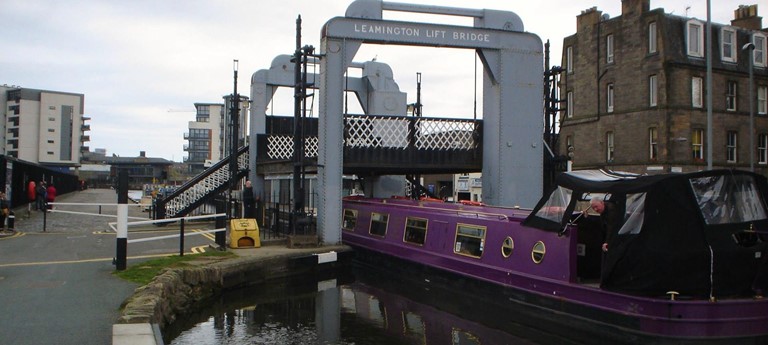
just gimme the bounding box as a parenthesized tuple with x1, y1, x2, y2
(1, 0, 738, 162)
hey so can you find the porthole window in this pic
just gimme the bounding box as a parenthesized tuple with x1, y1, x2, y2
(531, 241, 546, 264)
(501, 236, 514, 258)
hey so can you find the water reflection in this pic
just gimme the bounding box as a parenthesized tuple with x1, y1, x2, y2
(167, 268, 553, 345)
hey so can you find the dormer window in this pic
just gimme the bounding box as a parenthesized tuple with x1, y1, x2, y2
(721, 27, 736, 63)
(687, 20, 704, 58)
(755, 33, 767, 67)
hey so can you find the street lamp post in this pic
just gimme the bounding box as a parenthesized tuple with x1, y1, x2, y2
(743, 43, 755, 172)
(706, 0, 713, 170)
(219, 59, 239, 248)
(230, 59, 240, 213)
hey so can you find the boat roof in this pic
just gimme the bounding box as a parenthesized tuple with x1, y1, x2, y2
(554, 169, 761, 194)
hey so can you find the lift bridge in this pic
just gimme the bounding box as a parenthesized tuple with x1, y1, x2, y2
(154, 116, 481, 219)
(156, 55, 483, 218)
(156, 1, 549, 247)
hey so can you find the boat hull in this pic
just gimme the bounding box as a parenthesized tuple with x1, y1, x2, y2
(350, 245, 768, 344)
(341, 197, 768, 342)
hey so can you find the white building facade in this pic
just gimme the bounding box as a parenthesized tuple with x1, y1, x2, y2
(184, 97, 248, 174)
(1, 85, 89, 167)
(185, 103, 224, 173)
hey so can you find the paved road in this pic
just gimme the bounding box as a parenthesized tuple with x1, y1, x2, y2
(0, 189, 216, 345)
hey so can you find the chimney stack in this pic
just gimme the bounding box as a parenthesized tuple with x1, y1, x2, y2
(577, 7, 603, 32)
(622, 0, 650, 17)
(732, 5, 762, 30)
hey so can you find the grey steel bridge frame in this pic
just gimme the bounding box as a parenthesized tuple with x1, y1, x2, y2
(317, 0, 543, 244)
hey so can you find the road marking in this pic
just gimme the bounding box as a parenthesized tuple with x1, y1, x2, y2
(191, 245, 207, 253)
(193, 229, 216, 241)
(0, 253, 187, 268)
(24, 232, 69, 235)
(0, 232, 26, 240)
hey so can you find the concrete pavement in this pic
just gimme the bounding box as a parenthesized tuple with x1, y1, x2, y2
(0, 189, 210, 345)
(0, 188, 349, 345)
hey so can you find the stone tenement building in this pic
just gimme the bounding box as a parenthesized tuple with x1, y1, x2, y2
(560, 0, 768, 175)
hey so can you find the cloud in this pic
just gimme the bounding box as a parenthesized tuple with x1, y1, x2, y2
(0, 0, 743, 161)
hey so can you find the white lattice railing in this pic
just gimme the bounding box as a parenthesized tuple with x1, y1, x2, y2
(267, 136, 319, 159)
(165, 149, 249, 218)
(266, 116, 479, 160)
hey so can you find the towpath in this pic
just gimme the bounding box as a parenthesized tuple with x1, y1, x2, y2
(0, 189, 213, 345)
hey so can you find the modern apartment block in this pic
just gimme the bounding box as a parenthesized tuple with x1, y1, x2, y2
(184, 96, 248, 174)
(559, 1, 768, 175)
(1, 85, 89, 168)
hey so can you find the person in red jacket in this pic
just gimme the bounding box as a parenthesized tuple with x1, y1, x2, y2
(27, 179, 36, 210)
(46, 183, 57, 209)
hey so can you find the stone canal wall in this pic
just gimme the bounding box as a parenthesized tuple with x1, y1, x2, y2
(117, 245, 352, 329)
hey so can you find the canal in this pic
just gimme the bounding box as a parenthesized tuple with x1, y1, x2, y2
(165, 265, 584, 345)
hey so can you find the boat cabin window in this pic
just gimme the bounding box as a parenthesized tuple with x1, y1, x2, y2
(582, 193, 611, 215)
(404, 217, 428, 245)
(342, 209, 357, 231)
(369, 212, 389, 237)
(689, 174, 768, 225)
(454, 224, 486, 258)
(533, 186, 573, 221)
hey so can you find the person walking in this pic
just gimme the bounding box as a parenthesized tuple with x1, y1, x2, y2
(27, 179, 36, 210)
(46, 182, 57, 210)
(36, 180, 46, 211)
(0, 192, 9, 232)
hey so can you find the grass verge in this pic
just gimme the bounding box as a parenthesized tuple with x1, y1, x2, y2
(113, 250, 234, 285)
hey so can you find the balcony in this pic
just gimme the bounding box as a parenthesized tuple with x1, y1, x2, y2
(80, 146, 90, 152)
(81, 124, 91, 131)
(80, 135, 90, 142)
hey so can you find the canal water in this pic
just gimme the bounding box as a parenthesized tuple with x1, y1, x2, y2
(165, 266, 585, 345)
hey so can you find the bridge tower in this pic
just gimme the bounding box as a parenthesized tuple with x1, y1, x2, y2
(316, 1, 543, 244)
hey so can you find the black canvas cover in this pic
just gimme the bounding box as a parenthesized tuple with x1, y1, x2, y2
(523, 169, 768, 298)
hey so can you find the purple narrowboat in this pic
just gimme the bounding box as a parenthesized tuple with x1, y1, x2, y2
(341, 169, 768, 342)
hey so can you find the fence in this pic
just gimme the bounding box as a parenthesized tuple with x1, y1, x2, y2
(109, 213, 226, 257)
